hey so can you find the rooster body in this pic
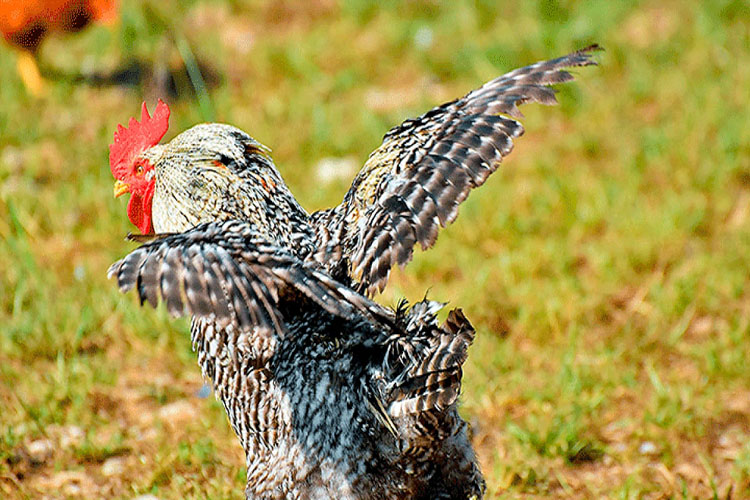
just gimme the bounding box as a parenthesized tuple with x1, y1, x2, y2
(190, 285, 481, 500)
(115, 122, 483, 498)
(108, 47, 599, 498)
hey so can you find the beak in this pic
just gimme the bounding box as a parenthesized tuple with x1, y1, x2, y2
(113, 180, 130, 198)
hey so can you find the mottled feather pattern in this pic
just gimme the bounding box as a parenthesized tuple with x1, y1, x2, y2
(312, 45, 600, 295)
(111, 221, 485, 498)
(386, 308, 475, 418)
(108, 220, 389, 336)
(147, 124, 315, 254)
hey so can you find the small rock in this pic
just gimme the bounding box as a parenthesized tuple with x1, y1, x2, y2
(718, 433, 732, 448)
(74, 265, 86, 282)
(133, 495, 161, 500)
(60, 425, 85, 449)
(63, 482, 82, 496)
(101, 456, 125, 476)
(639, 441, 657, 455)
(26, 439, 54, 463)
(413, 26, 434, 50)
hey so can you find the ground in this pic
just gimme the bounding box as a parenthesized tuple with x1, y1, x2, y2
(0, 0, 748, 498)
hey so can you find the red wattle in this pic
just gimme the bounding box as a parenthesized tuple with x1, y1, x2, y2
(126, 182, 155, 234)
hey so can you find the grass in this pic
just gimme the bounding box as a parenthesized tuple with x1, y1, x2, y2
(0, 0, 748, 498)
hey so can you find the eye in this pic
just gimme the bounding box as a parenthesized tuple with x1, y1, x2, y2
(135, 164, 144, 176)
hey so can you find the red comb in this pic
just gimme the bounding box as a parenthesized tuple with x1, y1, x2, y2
(109, 100, 170, 178)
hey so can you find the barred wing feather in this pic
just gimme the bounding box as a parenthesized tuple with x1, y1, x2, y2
(108, 220, 390, 335)
(312, 45, 600, 295)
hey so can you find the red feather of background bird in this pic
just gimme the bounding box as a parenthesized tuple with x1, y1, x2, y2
(109, 100, 170, 179)
(0, 0, 118, 49)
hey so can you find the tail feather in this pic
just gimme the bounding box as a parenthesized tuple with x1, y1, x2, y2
(387, 306, 475, 418)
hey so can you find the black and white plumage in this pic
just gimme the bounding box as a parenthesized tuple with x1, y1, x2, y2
(109, 221, 483, 499)
(108, 46, 599, 499)
(311, 46, 600, 295)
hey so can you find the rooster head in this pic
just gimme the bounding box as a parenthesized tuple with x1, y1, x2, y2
(109, 100, 170, 234)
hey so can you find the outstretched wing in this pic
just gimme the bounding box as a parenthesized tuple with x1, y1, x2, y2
(108, 220, 390, 336)
(311, 45, 600, 295)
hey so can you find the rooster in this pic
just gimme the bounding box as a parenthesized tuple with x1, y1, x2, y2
(0, 0, 117, 95)
(108, 46, 599, 498)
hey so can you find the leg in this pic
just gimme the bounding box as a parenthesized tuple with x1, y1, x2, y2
(16, 51, 46, 96)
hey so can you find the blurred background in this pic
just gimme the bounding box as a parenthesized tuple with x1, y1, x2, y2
(0, 0, 747, 497)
